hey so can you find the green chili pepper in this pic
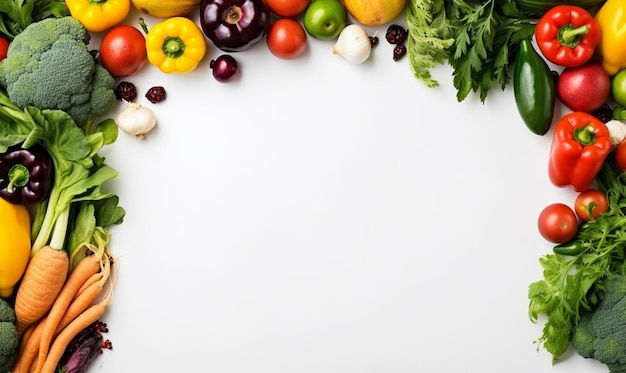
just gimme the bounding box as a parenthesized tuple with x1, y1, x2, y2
(553, 240, 585, 255)
(513, 39, 556, 136)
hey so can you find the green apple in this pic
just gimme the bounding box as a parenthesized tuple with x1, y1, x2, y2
(302, 0, 347, 40)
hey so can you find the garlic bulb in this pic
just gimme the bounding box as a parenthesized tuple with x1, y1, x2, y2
(116, 101, 157, 140)
(605, 119, 626, 148)
(332, 24, 372, 64)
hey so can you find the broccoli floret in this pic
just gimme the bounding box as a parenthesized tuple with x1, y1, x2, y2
(0, 16, 116, 127)
(0, 298, 17, 372)
(571, 275, 626, 373)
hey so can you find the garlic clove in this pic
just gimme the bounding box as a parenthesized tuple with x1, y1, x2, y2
(116, 101, 157, 140)
(333, 24, 372, 65)
(605, 119, 626, 149)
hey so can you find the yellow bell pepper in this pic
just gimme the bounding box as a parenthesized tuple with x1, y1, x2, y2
(595, 0, 626, 76)
(143, 17, 207, 74)
(0, 198, 31, 298)
(66, 0, 131, 33)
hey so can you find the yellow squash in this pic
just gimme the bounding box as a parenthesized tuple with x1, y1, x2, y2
(342, 0, 406, 26)
(0, 198, 31, 298)
(131, 0, 201, 18)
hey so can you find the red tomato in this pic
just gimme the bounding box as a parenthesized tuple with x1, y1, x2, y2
(0, 36, 9, 61)
(99, 25, 147, 78)
(266, 0, 311, 18)
(574, 189, 609, 221)
(615, 141, 626, 172)
(538, 203, 579, 244)
(266, 19, 307, 60)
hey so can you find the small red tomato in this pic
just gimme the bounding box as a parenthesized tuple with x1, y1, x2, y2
(574, 189, 609, 221)
(538, 203, 579, 244)
(615, 141, 626, 172)
(0, 36, 9, 61)
(266, 0, 311, 18)
(99, 25, 147, 78)
(266, 18, 307, 60)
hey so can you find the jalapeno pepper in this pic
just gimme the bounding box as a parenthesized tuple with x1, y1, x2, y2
(513, 39, 556, 135)
(66, 0, 131, 33)
(140, 17, 207, 74)
(553, 240, 584, 255)
(0, 144, 54, 204)
(548, 112, 611, 192)
(535, 5, 600, 67)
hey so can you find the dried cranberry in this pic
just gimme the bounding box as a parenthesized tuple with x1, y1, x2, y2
(369, 36, 379, 48)
(114, 81, 137, 102)
(385, 24, 407, 45)
(145, 86, 167, 103)
(393, 44, 407, 61)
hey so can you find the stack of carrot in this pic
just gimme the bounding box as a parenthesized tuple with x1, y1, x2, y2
(11, 243, 116, 373)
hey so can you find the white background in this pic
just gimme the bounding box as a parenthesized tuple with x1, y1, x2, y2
(87, 6, 608, 373)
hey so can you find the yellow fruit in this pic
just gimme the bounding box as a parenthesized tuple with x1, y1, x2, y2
(130, 0, 201, 18)
(342, 0, 406, 26)
(0, 198, 31, 298)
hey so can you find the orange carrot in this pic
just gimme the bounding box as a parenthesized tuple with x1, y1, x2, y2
(55, 274, 106, 335)
(34, 255, 102, 373)
(39, 284, 114, 373)
(14, 245, 69, 336)
(73, 271, 103, 301)
(13, 318, 45, 373)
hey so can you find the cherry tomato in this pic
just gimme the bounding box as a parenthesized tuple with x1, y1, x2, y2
(0, 36, 9, 61)
(538, 203, 579, 244)
(574, 189, 609, 221)
(266, 18, 307, 60)
(99, 25, 147, 78)
(615, 141, 626, 172)
(266, 0, 311, 18)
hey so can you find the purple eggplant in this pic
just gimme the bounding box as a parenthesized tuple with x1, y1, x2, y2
(199, 0, 270, 52)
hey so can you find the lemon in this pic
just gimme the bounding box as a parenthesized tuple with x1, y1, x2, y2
(342, 0, 406, 27)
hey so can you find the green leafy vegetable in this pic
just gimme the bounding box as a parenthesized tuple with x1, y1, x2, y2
(528, 159, 626, 363)
(405, 0, 453, 88)
(405, 0, 535, 102)
(0, 0, 69, 40)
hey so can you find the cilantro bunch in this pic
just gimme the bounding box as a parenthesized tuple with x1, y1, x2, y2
(405, 0, 536, 102)
(528, 159, 626, 363)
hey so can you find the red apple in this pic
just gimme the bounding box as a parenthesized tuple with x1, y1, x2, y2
(557, 63, 610, 113)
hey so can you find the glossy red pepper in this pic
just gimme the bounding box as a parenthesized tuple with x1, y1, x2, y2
(548, 112, 610, 192)
(535, 5, 600, 67)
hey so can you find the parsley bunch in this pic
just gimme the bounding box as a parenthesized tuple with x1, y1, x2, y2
(528, 159, 626, 363)
(405, 0, 536, 102)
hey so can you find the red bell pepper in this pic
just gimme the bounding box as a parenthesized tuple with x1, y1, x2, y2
(548, 112, 610, 192)
(535, 5, 600, 67)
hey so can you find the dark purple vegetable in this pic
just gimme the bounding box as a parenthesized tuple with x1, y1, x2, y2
(0, 144, 53, 204)
(210, 54, 238, 83)
(199, 0, 270, 52)
(59, 321, 112, 373)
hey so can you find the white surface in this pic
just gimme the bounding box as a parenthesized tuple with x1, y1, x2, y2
(88, 8, 608, 373)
